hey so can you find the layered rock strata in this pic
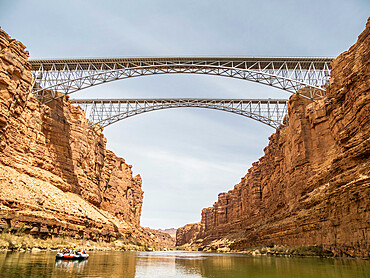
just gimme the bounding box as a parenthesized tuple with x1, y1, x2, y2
(142, 227, 176, 248)
(0, 29, 145, 241)
(158, 228, 177, 239)
(177, 19, 370, 258)
(176, 223, 202, 247)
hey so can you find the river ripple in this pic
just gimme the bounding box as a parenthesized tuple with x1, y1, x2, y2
(0, 251, 368, 277)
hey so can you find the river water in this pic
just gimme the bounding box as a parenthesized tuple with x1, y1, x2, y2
(0, 251, 368, 278)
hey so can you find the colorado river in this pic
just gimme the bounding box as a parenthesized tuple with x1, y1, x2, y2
(0, 251, 368, 277)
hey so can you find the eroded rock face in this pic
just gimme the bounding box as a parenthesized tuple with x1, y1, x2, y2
(176, 223, 203, 247)
(100, 151, 143, 226)
(158, 228, 177, 239)
(178, 19, 370, 257)
(0, 29, 143, 239)
(142, 227, 176, 248)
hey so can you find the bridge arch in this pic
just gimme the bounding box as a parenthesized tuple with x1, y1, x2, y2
(30, 57, 332, 103)
(71, 98, 288, 131)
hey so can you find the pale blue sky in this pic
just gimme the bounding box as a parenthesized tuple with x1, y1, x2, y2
(1, 0, 369, 229)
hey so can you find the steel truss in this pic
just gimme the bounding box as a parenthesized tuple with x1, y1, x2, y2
(29, 57, 333, 103)
(71, 98, 289, 130)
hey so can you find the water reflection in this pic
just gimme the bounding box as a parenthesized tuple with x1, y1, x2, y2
(54, 259, 88, 274)
(0, 251, 368, 278)
(135, 252, 203, 278)
(174, 252, 370, 278)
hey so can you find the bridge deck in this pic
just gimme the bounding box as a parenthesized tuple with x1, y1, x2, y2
(29, 56, 334, 71)
(70, 98, 288, 104)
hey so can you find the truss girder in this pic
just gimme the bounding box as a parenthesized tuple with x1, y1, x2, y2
(71, 98, 288, 130)
(29, 57, 333, 103)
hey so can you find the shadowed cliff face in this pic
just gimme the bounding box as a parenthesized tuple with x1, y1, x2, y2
(176, 19, 370, 258)
(41, 99, 81, 195)
(0, 29, 144, 240)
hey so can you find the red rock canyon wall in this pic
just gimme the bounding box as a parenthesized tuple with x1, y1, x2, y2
(0, 29, 144, 240)
(177, 19, 370, 258)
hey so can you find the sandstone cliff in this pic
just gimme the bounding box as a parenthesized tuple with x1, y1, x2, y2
(159, 228, 177, 239)
(0, 29, 146, 242)
(142, 227, 176, 248)
(176, 223, 202, 247)
(177, 19, 370, 258)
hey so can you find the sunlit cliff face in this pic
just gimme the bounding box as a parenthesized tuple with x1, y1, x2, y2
(176, 19, 370, 258)
(0, 29, 144, 241)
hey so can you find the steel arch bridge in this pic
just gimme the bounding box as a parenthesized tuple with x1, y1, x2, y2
(71, 98, 288, 131)
(29, 57, 333, 103)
